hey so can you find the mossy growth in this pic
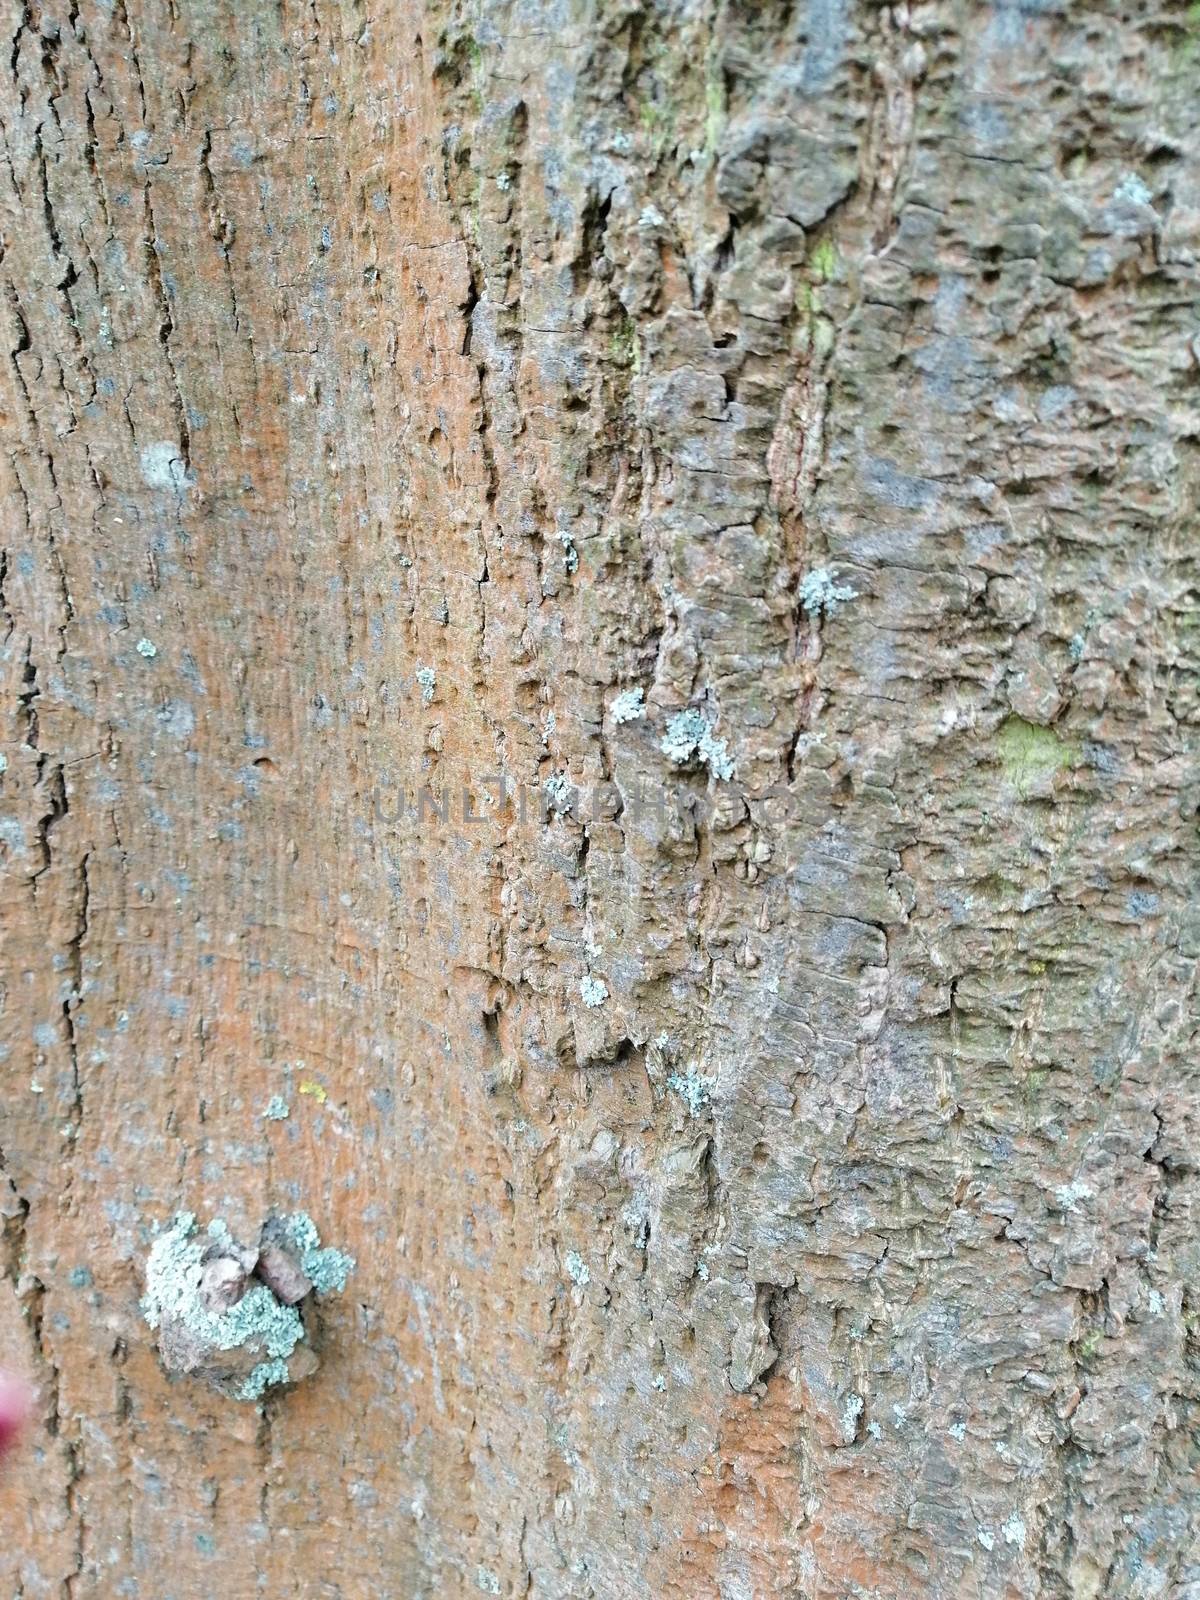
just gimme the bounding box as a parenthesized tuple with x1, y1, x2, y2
(704, 70, 723, 156)
(995, 717, 1078, 797)
(638, 96, 674, 154)
(609, 316, 640, 372)
(809, 238, 839, 281)
(1072, 1327, 1105, 1370)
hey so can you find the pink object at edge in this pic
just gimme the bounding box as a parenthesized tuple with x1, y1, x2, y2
(0, 1372, 32, 1453)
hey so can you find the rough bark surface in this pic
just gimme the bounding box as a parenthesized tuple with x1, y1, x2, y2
(2, 0, 1198, 1596)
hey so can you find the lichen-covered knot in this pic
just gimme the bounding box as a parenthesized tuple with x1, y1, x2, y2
(141, 1211, 355, 1403)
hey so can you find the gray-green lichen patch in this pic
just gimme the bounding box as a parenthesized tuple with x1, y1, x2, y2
(262, 1094, 290, 1121)
(660, 709, 735, 781)
(798, 566, 857, 616)
(238, 1358, 291, 1402)
(141, 1210, 354, 1401)
(272, 1211, 356, 1294)
(415, 665, 437, 705)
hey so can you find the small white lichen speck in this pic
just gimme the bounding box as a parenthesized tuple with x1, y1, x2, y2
(841, 1392, 864, 1442)
(139, 441, 194, 493)
(580, 975, 609, 1009)
(1055, 1179, 1092, 1212)
(609, 687, 645, 724)
(415, 665, 437, 705)
(799, 567, 857, 617)
(1113, 170, 1152, 206)
(263, 1095, 290, 1122)
(136, 638, 158, 659)
(1001, 1512, 1027, 1550)
(543, 771, 574, 815)
(565, 1251, 590, 1287)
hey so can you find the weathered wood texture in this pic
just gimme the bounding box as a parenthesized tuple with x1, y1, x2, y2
(2, 0, 1198, 1595)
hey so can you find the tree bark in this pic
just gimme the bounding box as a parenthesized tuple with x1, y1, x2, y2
(2, 1, 1198, 1596)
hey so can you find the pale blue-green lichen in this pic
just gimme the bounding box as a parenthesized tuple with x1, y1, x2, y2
(143, 1210, 355, 1402)
(580, 975, 609, 1008)
(798, 567, 857, 616)
(1001, 1512, 1027, 1550)
(667, 1069, 713, 1115)
(1054, 1178, 1092, 1212)
(238, 1359, 291, 1402)
(136, 637, 158, 659)
(609, 686, 645, 724)
(276, 1211, 356, 1294)
(415, 665, 437, 705)
(142, 1212, 304, 1362)
(263, 1095, 290, 1122)
(660, 709, 735, 781)
(1113, 170, 1152, 206)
